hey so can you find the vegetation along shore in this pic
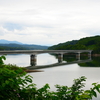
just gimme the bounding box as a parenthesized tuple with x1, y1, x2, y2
(1, 54, 100, 99)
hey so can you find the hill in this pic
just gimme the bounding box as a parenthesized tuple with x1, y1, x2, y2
(48, 35, 100, 54)
(0, 40, 48, 50)
(0, 39, 22, 44)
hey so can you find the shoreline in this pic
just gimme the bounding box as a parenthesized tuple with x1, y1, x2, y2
(25, 69, 43, 73)
(64, 53, 100, 56)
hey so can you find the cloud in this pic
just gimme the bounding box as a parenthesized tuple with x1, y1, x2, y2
(3, 23, 23, 31)
(0, 26, 9, 35)
(0, 0, 100, 45)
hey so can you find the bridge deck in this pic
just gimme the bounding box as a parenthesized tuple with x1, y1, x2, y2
(0, 50, 92, 54)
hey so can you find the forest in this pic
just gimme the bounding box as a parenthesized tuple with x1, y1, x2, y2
(48, 35, 100, 54)
(0, 43, 48, 50)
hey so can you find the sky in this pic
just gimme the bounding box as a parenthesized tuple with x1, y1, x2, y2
(0, 0, 100, 46)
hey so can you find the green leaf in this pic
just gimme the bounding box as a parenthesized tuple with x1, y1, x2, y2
(95, 86, 100, 93)
(92, 83, 97, 86)
(5, 80, 9, 85)
(97, 84, 100, 88)
(0, 55, 6, 65)
(1, 55, 6, 60)
(92, 90, 97, 97)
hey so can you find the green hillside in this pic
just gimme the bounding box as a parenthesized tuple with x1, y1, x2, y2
(48, 35, 100, 54)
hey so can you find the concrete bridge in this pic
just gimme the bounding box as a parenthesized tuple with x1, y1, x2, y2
(0, 50, 92, 66)
(0, 50, 92, 54)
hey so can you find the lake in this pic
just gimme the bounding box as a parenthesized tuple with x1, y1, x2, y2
(3, 53, 100, 99)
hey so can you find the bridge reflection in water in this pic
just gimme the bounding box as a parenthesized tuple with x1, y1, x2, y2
(26, 59, 92, 70)
(30, 50, 92, 66)
(0, 50, 92, 68)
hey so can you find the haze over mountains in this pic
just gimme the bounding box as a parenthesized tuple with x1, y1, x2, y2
(0, 39, 48, 50)
(0, 39, 23, 44)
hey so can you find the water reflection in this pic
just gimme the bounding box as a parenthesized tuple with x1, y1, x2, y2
(3, 54, 30, 67)
(3, 53, 58, 67)
(27, 59, 92, 70)
(78, 56, 100, 67)
(2, 53, 100, 99)
(63, 54, 100, 67)
(26, 53, 93, 69)
(29, 53, 92, 67)
(3, 53, 100, 67)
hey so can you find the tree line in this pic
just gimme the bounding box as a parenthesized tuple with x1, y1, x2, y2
(48, 35, 100, 54)
(0, 43, 48, 50)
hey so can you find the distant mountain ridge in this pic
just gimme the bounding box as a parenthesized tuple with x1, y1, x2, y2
(0, 39, 48, 50)
(0, 39, 22, 44)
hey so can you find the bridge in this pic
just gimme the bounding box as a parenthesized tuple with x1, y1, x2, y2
(26, 59, 92, 70)
(0, 50, 92, 66)
(0, 50, 92, 54)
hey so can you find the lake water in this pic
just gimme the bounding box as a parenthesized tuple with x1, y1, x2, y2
(3, 53, 100, 99)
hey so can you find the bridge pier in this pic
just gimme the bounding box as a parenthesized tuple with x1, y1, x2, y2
(58, 53, 63, 63)
(30, 54, 37, 66)
(88, 51, 92, 60)
(76, 52, 81, 60)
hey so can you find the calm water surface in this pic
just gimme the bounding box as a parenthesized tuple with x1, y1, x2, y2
(4, 54, 100, 100)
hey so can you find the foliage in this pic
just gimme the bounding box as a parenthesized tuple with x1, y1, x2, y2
(48, 35, 100, 54)
(0, 56, 100, 100)
(79, 56, 100, 67)
(0, 55, 6, 65)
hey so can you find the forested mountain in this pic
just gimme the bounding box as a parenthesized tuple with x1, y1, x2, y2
(0, 40, 48, 50)
(48, 35, 100, 54)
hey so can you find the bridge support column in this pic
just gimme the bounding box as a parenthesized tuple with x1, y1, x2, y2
(88, 51, 92, 60)
(30, 54, 37, 66)
(76, 52, 80, 60)
(58, 53, 63, 63)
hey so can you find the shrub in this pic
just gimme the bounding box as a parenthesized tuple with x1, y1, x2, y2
(0, 55, 100, 100)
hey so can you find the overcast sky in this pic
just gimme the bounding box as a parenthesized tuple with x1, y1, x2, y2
(0, 0, 100, 46)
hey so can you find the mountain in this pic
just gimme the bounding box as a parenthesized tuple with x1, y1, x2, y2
(0, 39, 48, 50)
(0, 39, 22, 44)
(48, 35, 100, 54)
